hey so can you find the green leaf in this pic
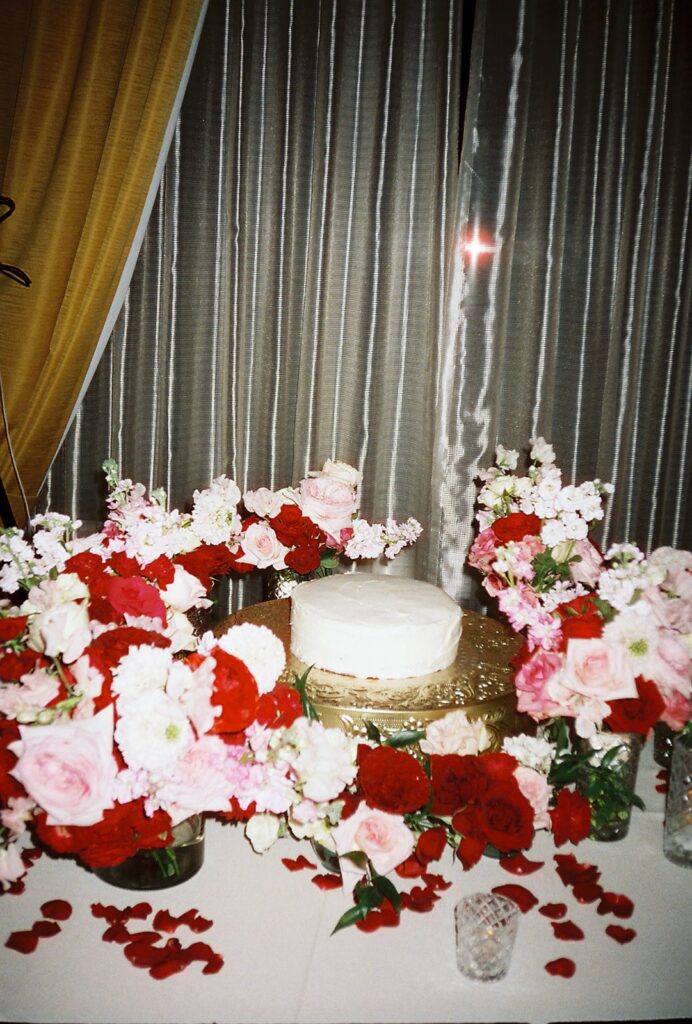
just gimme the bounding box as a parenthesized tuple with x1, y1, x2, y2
(372, 873, 401, 914)
(332, 905, 368, 934)
(291, 667, 319, 720)
(354, 884, 384, 911)
(365, 720, 382, 744)
(342, 850, 369, 871)
(384, 729, 426, 748)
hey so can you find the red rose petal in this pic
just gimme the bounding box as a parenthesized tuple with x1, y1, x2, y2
(149, 956, 189, 980)
(597, 891, 634, 919)
(395, 855, 425, 878)
(22, 847, 42, 865)
(40, 899, 72, 921)
(179, 910, 213, 933)
(6, 879, 26, 896)
(152, 910, 179, 934)
(311, 872, 343, 891)
(182, 940, 215, 962)
(102, 922, 133, 944)
(91, 903, 123, 924)
(122, 902, 152, 920)
(545, 957, 576, 978)
(124, 939, 171, 968)
(552, 920, 585, 941)
(605, 924, 637, 944)
(202, 953, 225, 975)
(554, 854, 600, 888)
(572, 882, 603, 904)
(499, 853, 545, 875)
(400, 885, 440, 913)
(421, 871, 453, 891)
(539, 902, 568, 919)
(282, 855, 317, 872)
(5, 930, 39, 954)
(490, 884, 538, 913)
(31, 920, 61, 938)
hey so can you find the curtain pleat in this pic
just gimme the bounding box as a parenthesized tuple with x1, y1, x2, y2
(433, 0, 691, 604)
(42, 0, 462, 613)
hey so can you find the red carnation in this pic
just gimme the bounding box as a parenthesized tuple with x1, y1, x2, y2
(550, 788, 592, 846)
(430, 754, 486, 815)
(605, 676, 666, 736)
(89, 575, 167, 625)
(141, 554, 176, 588)
(558, 595, 604, 647)
(64, 551, 106, 584)
(256, 684, 303, 729)
(357, 745, 430, 814)
(176, 543, 237, 587)
(0, 616, 28, 643)
(87, 627, 170, 685)
(34, 801, 174, 868)
(209, 649, 259, 734)
(0, 648, 48, 682)
(491, 512, 541, 544)
(106, 551, 143, 578)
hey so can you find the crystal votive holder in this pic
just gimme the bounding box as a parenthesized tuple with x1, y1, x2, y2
(663, 733, 692, 868)
(454, 893, 519, 982)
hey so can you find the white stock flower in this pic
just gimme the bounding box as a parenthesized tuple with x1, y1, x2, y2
(495, 445, 519, 470)
(502, 734, 556, 774)
(217, 623, 286, 694)
(530, 437, 556, 464)
(191, 476, 242, 545)
(243, 486, 286, 519)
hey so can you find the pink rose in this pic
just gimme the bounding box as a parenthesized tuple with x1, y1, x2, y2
(298, 476, 357, 540)
(567, 539, 604, 588)
(239, 522, 289, 570)
(562, 638, 637, 701)
(9, 707, 117, 826)
(331, 803, 413, 882)
(514, 766, 552, 830)
(515, 650, 565, 719)
(661, 690, 691, 731)
(655, 632, 692, 696)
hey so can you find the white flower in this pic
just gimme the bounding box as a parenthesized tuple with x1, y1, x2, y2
(309, 459, 362, 494)
(217, 623, 286, 694)
(112, 645, 173, 700)
(282, 719, 358, 803)
(503, 734, 556, 774)
(191, 476, 242, 545)
(495, 445, 519, 470)
(243, 486, 286, 519)
(115, 690, 194, 771)
(23, 573, 89, 613)
(530, 437, 556, 464)
(245, 813, 283, 853)
(160, 565, 211, 613)
(420, 710, 492, 756)
(28, 601, 92, 664)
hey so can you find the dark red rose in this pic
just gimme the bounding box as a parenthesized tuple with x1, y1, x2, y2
(0, 616, 28, 643)
(358, 745, 430, 814)
(491, 512, 541, 544)
(415, 826, 447, 865)
(285, 545, 322, 575)
(475, 752, 518, 784)
(456, 834, 487, 870)
(430, 754, 485, 815)
(477, 780, 535, 852)
(270, 505, 326, 549)
(209, 649, 259, 734)
(550, 787, 592, 846)
(64, 551, 106, 584)
(605, 676, 665, 736)
(33, 801, 174, 868)
(88, 575, 167, 625)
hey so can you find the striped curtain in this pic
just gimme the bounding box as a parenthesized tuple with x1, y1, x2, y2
(42, 0, 691, 612)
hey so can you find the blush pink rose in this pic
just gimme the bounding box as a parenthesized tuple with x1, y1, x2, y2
(298, 476, 357, 540)
(562, 638, 637, 701)
(9, 707, 117, 826)
(515, 650, 565, 719)
(331, 803, 413, 882)
(239, 522, 289, 570)
(514, 765, 552, 830)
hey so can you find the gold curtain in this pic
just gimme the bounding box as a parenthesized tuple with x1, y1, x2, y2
(0, 0, 205, 525)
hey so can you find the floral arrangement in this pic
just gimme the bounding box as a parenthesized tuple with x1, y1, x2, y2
(0, 457, 419, 891)
(468, 438, 691, 739)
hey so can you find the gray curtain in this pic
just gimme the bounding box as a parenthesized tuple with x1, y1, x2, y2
(42, 0, 691, 613)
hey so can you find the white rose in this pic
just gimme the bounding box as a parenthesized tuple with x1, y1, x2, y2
(160, 565, 211, 612)
(23, 573, 89, 613)
(243, 487, 288, 519)
(28, 601, 92, 664)
(245, 813, 282, 853)
(239, 522, 289, 569)
(310, 459, 362, 493)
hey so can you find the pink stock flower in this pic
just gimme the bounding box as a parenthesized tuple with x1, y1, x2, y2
(568, 539, 604, 588)
(661, 689, 691, 731)
(468, 529, 499, 575)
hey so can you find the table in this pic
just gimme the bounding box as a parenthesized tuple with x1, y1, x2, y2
(1, 745, 689, 1023)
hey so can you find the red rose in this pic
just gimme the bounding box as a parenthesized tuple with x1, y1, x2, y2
(605, 676, 666, 736)
(491, 512, 542, 544)
(270, 505, 326, 548)
(141, 554, 176, 589)
(0, 648, 48, 681)
(64, 551, 106, 584)
(358, 746, 430, 814)
(0, 616, 28, 643)
(285, 545, 322, 575)
(477, 780, 535, 852)
(89, 575, 167, 625)
(430, 754, 485, 815)
(415, 826, 447, 866)
(558, 595, 604, 648)
(176, 543, 237, 587)
(549, 788, 592, 846)
(0, 719, 25, 801)
(34, 801, 174, 867)
(106, 552, 143, 578)
(209, 649, 259, 734)
(256, 683, 303, 729)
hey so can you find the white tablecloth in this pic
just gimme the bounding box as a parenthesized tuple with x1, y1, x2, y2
(1, 745, 689, 1024)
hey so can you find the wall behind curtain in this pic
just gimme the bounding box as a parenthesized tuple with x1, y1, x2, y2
(431, 0, 691, 602)
(41, 0, 462, 611)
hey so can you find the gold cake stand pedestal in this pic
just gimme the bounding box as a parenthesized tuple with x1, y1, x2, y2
(215, 599, 527, 748)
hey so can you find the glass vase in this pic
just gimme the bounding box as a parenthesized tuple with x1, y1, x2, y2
(663, 733, 692, 868)
(577, 732, 643, 841)
(653, 721, 675, 768)
(94, 815, 205, 890)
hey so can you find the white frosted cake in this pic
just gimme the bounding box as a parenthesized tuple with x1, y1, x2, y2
(290, 573, 462, 680)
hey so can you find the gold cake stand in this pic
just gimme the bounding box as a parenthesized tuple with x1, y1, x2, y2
(215, 599, 527, 748)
